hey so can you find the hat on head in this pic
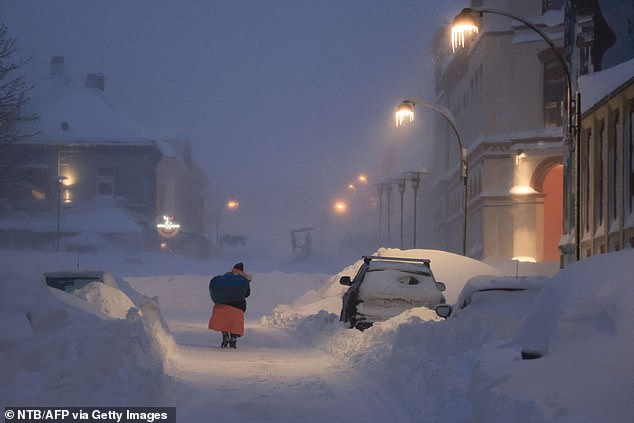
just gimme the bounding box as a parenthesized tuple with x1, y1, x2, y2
(233, 262, 244, 271)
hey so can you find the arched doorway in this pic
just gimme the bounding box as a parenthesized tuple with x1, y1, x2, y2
(540, 164, 564, 261)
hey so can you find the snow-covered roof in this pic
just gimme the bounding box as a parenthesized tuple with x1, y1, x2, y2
(579, 58, 634, 113)
(19, 73, 153, 144)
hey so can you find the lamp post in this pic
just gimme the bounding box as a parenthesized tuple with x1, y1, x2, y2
(54, 175, 68, 251)
(393, 178, 407, 249)
(384, 182, 393, 244)
(374, 183, 385, 242)
(216, 196, 239, 249)
(451, 7, 580, 261)
(404, 170, 428, 248)
(396, 98, 468, 256)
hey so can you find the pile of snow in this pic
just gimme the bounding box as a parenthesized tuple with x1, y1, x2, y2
(263, 248, 634, 421)
(2, 246, 632, 421)
(0, 261, 175, 406)
(473, 249, 634, 422)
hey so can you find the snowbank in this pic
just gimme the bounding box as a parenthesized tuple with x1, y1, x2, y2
(263, 248, 634, 421)
(0, 261, 174, 407)
(472, 249, 634, 422)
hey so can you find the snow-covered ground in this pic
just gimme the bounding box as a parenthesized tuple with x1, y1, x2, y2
(1, 247, 633, 422)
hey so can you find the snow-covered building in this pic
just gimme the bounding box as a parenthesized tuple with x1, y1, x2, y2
(564, 0, 634, 259)
(0, 56, 174, 251)
(430, 0, 566, 264)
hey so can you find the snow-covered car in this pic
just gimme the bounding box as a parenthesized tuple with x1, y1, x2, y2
(43, 270, 147, 311)
(339, 255, 446, 331)
(43, 270, 116, 292)
(435, 275, 547, 319)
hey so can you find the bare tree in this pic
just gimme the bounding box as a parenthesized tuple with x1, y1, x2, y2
(0, 24, 37, 212)
(0, 23, 36, 145)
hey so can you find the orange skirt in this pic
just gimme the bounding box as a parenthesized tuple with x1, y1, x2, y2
(208, 304, 245, 336)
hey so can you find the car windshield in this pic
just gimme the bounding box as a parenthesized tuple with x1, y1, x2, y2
(366, 261, 432, 276)
(45, 274, 103, 292)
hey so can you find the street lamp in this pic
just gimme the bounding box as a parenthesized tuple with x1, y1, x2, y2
(374, 183, 386, 241)
(216, 196, 239, 248)
(54, 175, 68, 251)
(451, 6, 580, 261)
(384, 182, 393, 243)
(404, 170, 428, 248)
(396, 98, 468, 256)
(333, 199, 348, 214)
(391, 178, 407, 249)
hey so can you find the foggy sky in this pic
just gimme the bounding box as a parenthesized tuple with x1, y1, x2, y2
(1, 0, 464, 253)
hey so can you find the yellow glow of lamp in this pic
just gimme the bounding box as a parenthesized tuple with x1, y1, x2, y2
(226, 199, 239, 210)
(451, 11, 479, 52)
(333, 200, 347, 214)
(395, 102, 415, 127)
(358, 174, 368, 184)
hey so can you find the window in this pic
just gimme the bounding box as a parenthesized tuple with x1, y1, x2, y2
(595, 121, 605, 228)
(609, 112, 619, 223)
(543, 60, 565, 127)
(628, 103, 634, 215)
(585, 128, 592, 233)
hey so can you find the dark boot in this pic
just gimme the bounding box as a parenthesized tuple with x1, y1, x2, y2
(221, 332, 230, 348)
(229, 334, 238, 349)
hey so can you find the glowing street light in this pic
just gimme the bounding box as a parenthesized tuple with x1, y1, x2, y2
(395, 102, 415, 127)
(396, 98, 468, 256)
(357, 174, 368, 185)
(451, 6, 580, 261)
(450, 12, 479, 52)
(216, 196, 239, 248)
(333, 199, 348, 214)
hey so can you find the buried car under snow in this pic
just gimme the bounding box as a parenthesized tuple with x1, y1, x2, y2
(435, 275, 548, 319)
(43, 270, 118, 292)
(42, 270, 149, 317)
(339, 256, 446, 330)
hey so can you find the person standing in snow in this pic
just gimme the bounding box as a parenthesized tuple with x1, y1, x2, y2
(208, 262, 252, 349)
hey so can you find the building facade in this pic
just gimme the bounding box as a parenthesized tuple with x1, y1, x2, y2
(0, 56, 213, 253)
(430, 0, 566, 264)
(564, 0, 634, 259)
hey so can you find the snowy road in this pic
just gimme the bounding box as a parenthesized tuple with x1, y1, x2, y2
(162, 318, 412, 423)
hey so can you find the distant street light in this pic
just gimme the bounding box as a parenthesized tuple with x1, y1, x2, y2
(216, 196, 239, 248)
(405, 170, 428, 248)
(451, 6, 580, 261)
(333, 199, 348, 214)
(396, 98, 468, 256)
(54, 175, 68, 251)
